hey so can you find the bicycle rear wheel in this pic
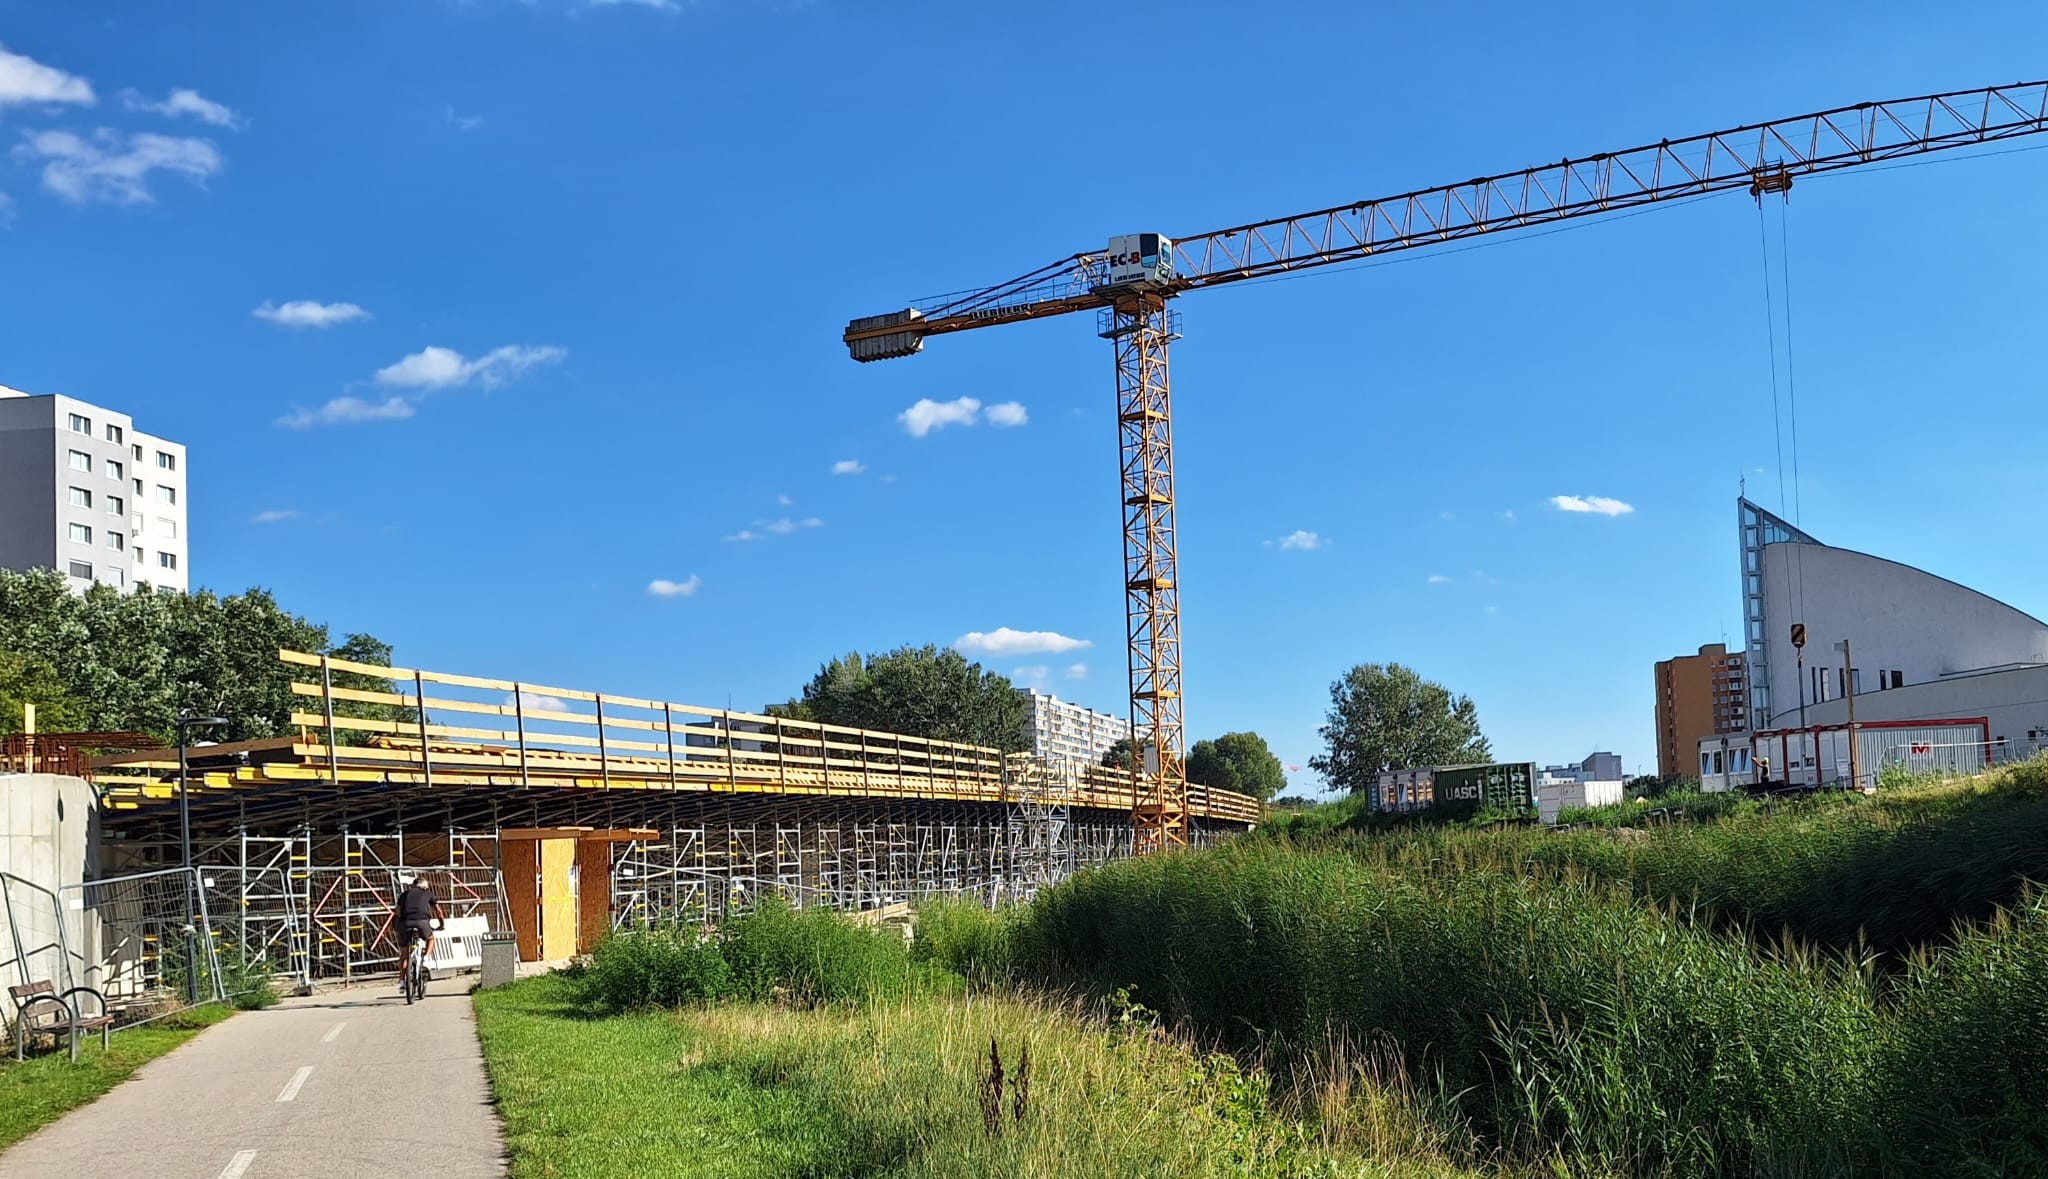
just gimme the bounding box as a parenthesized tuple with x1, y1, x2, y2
(404, 950, 418, 1004)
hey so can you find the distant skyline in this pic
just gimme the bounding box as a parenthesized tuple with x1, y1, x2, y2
(3, 2, 2046, 790)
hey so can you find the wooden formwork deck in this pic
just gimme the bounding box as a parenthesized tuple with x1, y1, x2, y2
(90, 650, 1261, 835)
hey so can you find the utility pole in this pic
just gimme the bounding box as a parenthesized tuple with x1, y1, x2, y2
(1835, 640, 1859, 790)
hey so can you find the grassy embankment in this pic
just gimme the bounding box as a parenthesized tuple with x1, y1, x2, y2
(0, 1004, 237, 1152)
(1008, 762, 2048, 1176)
(473, 763, 2048, 1178)
(475, 901, 1483, 1179)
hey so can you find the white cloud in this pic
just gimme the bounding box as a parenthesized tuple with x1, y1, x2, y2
(14, 129, 220, 205)
(725, 530, 759, 542)
(122, 88, 240, 128)
(800, 517, 823, 529)
(831, 459, 866, 476)
(374, 344, 565, 390)
(589, 0, 684, 9)
(0, 44, 94, 110)
(253, 300, 369, 329)
(0, 192, 12, 226)
(1501, 509, 1517, 522)
(953, 627, 1092, 656)
(251, 509, 300, 524)
(505, 689, 578, 715)
(1064, 663, 1088, 680)
(1484, 605, 1501, 615)
(648, 576, 701, 598)
(898, 396, 980, 437)
(1426, 575, 1452, 585)
(985, 401, 1028, 428)
(1550, 494, 1635, 518)
(1271, 530, 1326, 552)
(763, 518, 797, 534)
(1011, 665, 1052, 684)
(277, 396, 415, 428)
(776, 494, 793, 506)
(443, 105, 483, 132)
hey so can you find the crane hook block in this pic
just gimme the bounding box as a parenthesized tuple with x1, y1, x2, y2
(845, 308, 926, 363)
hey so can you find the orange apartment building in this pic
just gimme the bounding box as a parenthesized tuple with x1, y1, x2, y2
(1653, 643, 1749, 780)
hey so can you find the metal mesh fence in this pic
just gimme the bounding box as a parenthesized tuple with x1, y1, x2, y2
(62, 868, 225, 1020)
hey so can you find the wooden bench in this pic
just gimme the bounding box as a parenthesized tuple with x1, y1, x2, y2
(8, 980, 114, 1063)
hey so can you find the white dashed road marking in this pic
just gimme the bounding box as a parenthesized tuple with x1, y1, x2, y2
(276, 1066, 313, 1103)
(321, 1021, 345, 1043)
(217, 1150, 258, 1179)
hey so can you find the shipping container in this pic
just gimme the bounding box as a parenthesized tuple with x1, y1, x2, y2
(1373, 762, 1535, 815)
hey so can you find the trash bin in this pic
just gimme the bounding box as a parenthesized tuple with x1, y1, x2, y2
(480, 931, 519, 990)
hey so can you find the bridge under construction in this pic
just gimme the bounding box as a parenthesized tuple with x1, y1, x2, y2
(79, 650, 1259, 983)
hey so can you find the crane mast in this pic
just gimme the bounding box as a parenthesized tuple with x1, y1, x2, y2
(843, 79, 2048, 853)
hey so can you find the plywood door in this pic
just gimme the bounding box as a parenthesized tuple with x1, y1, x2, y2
(538, 838, 578, 962)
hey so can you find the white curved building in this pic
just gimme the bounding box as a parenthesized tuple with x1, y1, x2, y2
(1734, 498, 2048, 768)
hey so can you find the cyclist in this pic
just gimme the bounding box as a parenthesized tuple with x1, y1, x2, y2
(394, 873, 444, 995)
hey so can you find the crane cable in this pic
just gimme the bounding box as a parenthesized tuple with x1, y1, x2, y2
(1758, 197, 1815, 703)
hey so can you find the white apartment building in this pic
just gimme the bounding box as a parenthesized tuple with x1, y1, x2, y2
(1019, 689, 1129, 766)
(0, 385, 189, 593)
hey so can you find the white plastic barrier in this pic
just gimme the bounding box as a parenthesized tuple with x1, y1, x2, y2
(427, 916, 489, 973)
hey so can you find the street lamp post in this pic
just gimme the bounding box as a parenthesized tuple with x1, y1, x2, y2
(177, 712, 228, 1004)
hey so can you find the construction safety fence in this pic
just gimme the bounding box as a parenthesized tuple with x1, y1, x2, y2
(1, 866, 228, 1036)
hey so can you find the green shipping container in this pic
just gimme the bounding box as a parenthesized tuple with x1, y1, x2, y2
(1430, 762, 1535, 814)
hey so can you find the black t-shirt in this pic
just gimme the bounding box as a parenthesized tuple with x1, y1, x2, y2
(399, 885, 436, 923)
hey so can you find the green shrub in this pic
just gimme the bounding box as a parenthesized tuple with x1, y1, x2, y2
(583, 925, 736, 1012)
(910, 898, 1015, 985)
(722, 898, 921, 1005)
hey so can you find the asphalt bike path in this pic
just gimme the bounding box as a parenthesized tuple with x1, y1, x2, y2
(0, 976, 504, 1179)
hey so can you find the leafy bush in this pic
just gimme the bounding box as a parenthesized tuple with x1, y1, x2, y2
(910, 898, 1015, 985)
(582, 925, 736, 1012)
(723, 898, 922, 1005)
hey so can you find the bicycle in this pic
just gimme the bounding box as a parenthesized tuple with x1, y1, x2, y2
(403, 936, 429, 1004)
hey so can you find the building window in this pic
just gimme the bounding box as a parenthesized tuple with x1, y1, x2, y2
(106, 567, 124, 587)
(1891, 670, 1904, 690)
(133, 478, 143, 495)
(106, 424, 123, 444)
(107, 459, 124, 481)
(107, 494, 123, 516)
(106, 532, 124, 551)
(158, 552, 179, 571)
(131, 443, 142, 461)
(156, 484, 176, 505)
(68, 523, 92, 544)
(68, 413, 91, 434)
(69, 486, 92, 508)
(69, 450, 92, 472)
(157, 451, 176, 471)
(158, 517, 178, 539)
(67, 560, 92, 579)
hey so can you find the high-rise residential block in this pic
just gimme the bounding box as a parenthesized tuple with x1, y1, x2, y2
(0, 384, 188, 593)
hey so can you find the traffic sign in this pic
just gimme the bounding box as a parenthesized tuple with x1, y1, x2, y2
(1790, 623, 1807, 648)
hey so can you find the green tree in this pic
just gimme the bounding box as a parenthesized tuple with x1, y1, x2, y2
(0, 568, 401, 745)
(774, 645, 1028, 751)
(1101, 736, 1137, 770)
(0, 651, 85, 734)
(1186, 731, 1287, 800)
(1309, 662, 1491, 794)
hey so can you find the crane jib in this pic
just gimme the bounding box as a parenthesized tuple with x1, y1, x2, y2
(833, 77, 2048, 853)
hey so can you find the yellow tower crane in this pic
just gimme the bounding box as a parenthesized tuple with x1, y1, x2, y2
(844, 80, 2048, 854)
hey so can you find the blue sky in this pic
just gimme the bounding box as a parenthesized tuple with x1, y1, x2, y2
(4, 1, 2046, 790)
